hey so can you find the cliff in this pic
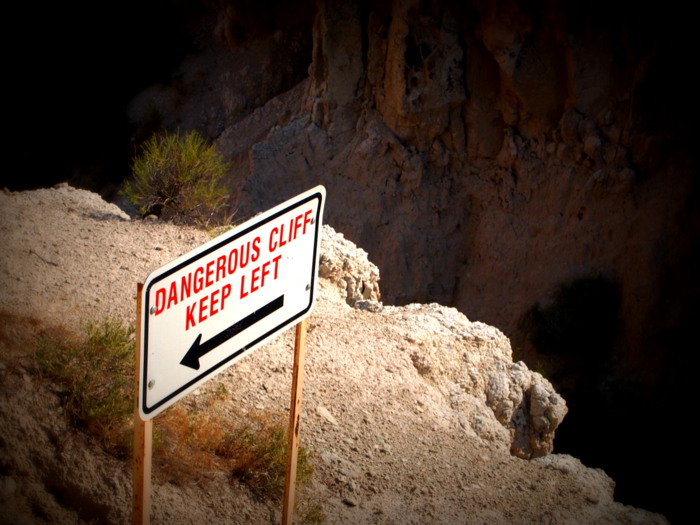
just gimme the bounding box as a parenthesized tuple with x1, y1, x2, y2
(0, 184, 667, 523)
(122, 1, 696, 519)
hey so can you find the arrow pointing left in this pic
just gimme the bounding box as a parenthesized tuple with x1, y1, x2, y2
(180, 295, 285, 370)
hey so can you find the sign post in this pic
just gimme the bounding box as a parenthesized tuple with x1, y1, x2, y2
(138, 186, 325, 421)
(133, 186, 325, 523)
(133, 283, 152, 525)
(282, 318, 308, 525)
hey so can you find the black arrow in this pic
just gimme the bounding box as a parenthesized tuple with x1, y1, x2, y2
(180, 295, 285, 370)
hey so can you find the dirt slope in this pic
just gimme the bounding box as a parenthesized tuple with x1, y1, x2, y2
(0, 185, 667, 524)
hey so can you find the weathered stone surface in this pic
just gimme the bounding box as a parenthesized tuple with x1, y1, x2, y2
(379, 302, 567, 458)
(120, 0, 694, 519)
(1, 182, 670, 524)
(319, 224, 381, 307)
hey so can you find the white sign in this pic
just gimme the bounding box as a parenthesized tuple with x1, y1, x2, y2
(138, 186, 326, 420)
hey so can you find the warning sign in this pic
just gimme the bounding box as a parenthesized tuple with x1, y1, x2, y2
(138, 186, 326, 420)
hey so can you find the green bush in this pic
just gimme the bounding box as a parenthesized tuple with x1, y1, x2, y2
(218, 417, 314, 499)
(34, 319, 136, 456)
(122, 130, 233, 227)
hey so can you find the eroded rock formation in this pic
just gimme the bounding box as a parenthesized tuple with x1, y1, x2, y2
(319, 222, 568, 458)
(125, 0, 697, 519)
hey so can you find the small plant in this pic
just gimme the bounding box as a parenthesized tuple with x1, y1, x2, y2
(296, 498, 327, 524)
(34, 319, 135, 456)
(33, 319, 316, 505)
(155, 402, 314, 499)
(215, 382, 229, 398)
(122, 129, 233, 227)
(217, 413, 314, 498)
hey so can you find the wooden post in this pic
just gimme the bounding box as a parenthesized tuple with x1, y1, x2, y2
(282, 318, 308, 525)
(133, 283, 152, 525)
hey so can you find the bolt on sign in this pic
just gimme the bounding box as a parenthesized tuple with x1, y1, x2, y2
(138, 186, 326, 420)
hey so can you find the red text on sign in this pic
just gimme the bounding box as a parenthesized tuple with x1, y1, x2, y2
(240, 254, 282, 299)
(185, 283, 232, 331)
(153, 236, 261, 315)
(269, 209, 313, 252)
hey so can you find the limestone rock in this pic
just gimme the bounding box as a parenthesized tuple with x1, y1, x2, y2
(486, 362, 568, 458)
(380, 302, 566, 458)
(319, 224, 381, 307)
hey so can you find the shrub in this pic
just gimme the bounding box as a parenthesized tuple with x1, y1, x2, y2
(122, 130, 233, 227)
(34, 320, 315, 503)
(34, 319, 136, 456)
(155, 401, 314, 499)
(216, 412, 314, 499)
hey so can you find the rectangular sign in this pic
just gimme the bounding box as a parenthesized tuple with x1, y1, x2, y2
(138, 186, 326, 420)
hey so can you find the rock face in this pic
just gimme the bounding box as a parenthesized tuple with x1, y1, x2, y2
(319, 221, 567, 458)
(124, 0, 696, 519)
(319, 225, 381, 307)
(234, 0, 697, 373)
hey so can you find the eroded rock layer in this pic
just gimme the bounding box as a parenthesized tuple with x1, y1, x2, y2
(124, 1, 696, 519)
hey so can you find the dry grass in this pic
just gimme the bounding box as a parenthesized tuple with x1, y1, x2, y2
(30, 317, 315, 502)
(154, 396, 314, 500)
(33, 319, 135, 457)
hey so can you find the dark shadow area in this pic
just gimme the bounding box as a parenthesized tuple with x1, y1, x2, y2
(521, 274, 695, 523)
(6, 1, 194, 195)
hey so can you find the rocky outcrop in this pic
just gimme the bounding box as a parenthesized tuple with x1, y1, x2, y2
(381, 302, 567, 459)
(123, 0, 695, 519)
(319, 224, 381, 307)
(316, 221, 566, 458)
(7, 184, 656, 525)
